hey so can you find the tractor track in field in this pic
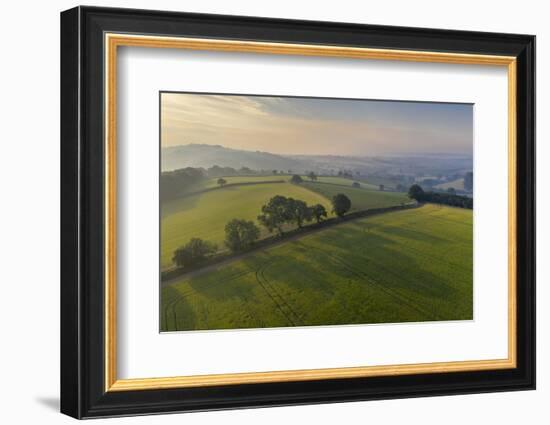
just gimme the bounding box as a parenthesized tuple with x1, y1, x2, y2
(161, 204, 471, 330)
(257, 261, 303, 325)
(161, 204, 422, 287)
(254, 260, 298, 326)
(240, 295, 264, 327)
(161, 269, 255, 331)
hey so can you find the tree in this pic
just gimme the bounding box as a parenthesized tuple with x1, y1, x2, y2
(217, 177, 227, 187)
(272, 169, 278, 175)
(379, 184, 385, 191)
(239, 166, 253, 175)
(290, 174, 303, 184)
(224, 219, 260, 252)
(287, 198, 312, 228)
(161, 167, 206, 202)
(408, 184, 425, 201)
(257, 195, 293, 236)
(446, 187, 456, 195)
(464, 172, 473, 191)
(332, 193, 352, 217)
(352, 181, 361, 188)
(311, 204, 327, 223)
(172, 238, 217, 268)
(308, 171, 317, 181)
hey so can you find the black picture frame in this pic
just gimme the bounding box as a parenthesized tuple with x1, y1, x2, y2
(61, 5, 535, 419)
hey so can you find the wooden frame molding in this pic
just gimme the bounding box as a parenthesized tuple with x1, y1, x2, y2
(104, 33, 518, 392)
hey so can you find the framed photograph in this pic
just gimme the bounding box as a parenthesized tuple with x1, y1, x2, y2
(60, 6, 535, 419)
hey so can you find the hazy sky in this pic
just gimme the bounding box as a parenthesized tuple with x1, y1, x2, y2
(161, 93, 473, 156)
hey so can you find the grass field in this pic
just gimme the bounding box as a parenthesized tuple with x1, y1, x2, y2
(169, 175, 287, 197)
(191, 174, 381, 193)
(161, 204, 473, 331)
(161, 176, 410, 270)
(203, 175, 287, 188)
(307, 176, 378, 189)
(302, 181, 410, 212)
(161, 181, 332, 269)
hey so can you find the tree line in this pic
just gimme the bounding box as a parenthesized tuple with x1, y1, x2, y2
(408, 184, 473, 209)
(172, 193, 352, 269)
(162, 165, 273, 201)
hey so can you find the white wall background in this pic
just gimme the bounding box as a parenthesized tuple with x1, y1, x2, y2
(0, 0, 545, 423)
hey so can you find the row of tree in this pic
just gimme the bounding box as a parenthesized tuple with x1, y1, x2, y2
(257, 195, 327, 236)
(408, 184, 473, 209)
(172, 193, 353, 269)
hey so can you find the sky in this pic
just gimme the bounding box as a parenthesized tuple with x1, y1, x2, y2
(161, 92, 473, 156)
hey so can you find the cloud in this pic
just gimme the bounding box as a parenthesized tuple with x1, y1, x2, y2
(161, 93, 472, 156)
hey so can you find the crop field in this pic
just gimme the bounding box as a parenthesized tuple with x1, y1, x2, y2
(161, 181, 332, 269)
(302, 181, 410, 212)
(435, 178, 465, 191)
(161, 204, 473, 331)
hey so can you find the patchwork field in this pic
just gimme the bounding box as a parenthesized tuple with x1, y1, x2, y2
(161, 204, 473, 331)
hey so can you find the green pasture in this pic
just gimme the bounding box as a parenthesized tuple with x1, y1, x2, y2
(161, 182, 331, 269)
(161, 204, 473, 331)
(301, 181, 410, 212)
(203, 175, 287, 188)
(304, 175, 379, 190)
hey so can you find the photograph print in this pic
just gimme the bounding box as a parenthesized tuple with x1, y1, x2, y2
(160, 92, 474, 332)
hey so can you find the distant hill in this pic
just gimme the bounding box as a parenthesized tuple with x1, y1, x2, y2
(162, 144, 309, 172)
(161, 144, 472, 181)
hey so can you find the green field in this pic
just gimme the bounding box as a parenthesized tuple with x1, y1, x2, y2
(161, 177, 410, 270)
(189, 174, 381, 194)
(161, 204, 473, 331)
(170, 175, 287, 197)
(161, 181, 332, 269)
(307, 175, 378, 189)
(302, 181, 410, 212)
(203, 175, 287, 188)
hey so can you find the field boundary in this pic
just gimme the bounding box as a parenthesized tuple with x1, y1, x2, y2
(171, 179, 287, 201)
(161, 201, 419, 283)
(303, 180, 396, 192)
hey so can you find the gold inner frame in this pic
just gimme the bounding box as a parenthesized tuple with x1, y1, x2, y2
(104, 33, 517, 392)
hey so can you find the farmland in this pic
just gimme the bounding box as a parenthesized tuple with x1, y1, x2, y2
(161, 176, 409, 269)
(302, 181, 410, 212)
(161, 180, 331, 269)
(161, 204, 473, 331)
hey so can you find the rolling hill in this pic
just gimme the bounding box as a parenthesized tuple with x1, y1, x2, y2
(162, 144, 309, 172)
(161, 144, 473, 180)
(161, 204, 473, 331)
